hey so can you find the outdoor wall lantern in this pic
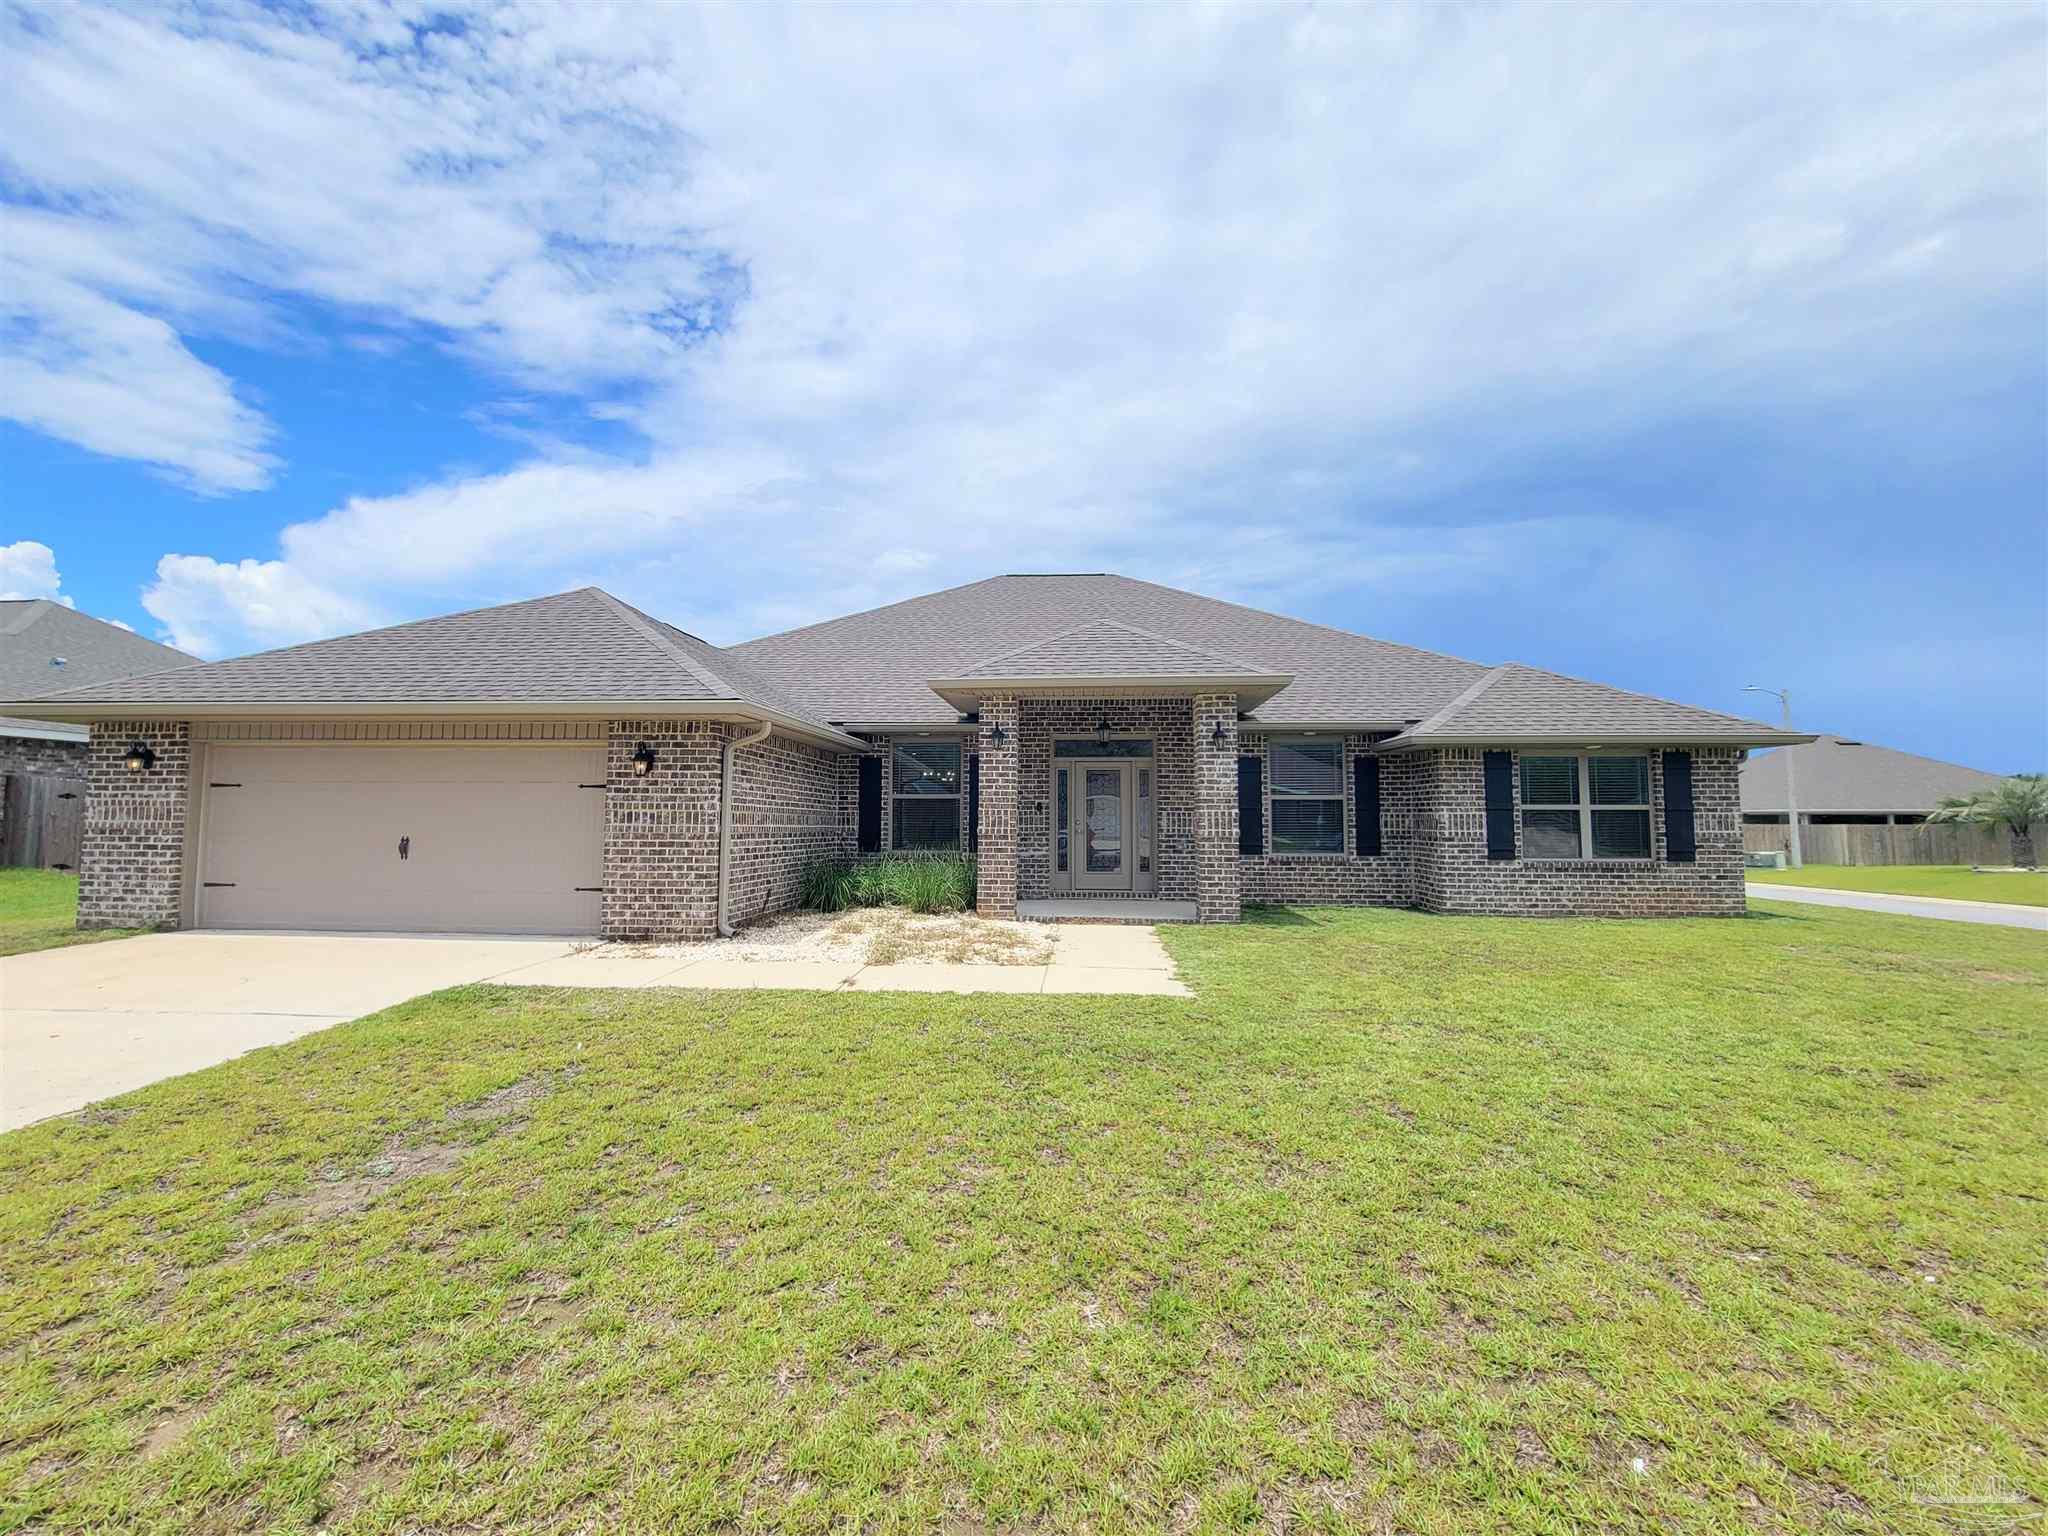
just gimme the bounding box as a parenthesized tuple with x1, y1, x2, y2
(124, 741, 157, 773)
(987, 722, 1007, 746)
(1211, 719, 1230, 749)
(630, 742, 657, 777)
(1094, 719, 1114, 744)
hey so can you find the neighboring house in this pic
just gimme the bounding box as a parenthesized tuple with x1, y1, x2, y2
(4, 575, 1807, 937)
(0, 600, 191, 863)
(1740, 735, 2005, 828)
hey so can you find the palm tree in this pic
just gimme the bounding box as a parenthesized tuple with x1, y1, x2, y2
(1927, 773, 2046, 869)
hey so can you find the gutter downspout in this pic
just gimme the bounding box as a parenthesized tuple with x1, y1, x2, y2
(718, 718, 775, 937)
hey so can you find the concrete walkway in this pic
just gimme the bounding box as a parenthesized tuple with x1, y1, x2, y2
(493, 921, 1192, 997)
(1, 931, 579, 1132)
(1747, 883, 2047, 930)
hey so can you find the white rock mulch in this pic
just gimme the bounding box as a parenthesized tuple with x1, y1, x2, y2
(579, 908, 1056, 967)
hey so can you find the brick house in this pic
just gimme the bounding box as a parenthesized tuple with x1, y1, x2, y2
(3, 576, 1808, 936)
(1, 599, 190, 863)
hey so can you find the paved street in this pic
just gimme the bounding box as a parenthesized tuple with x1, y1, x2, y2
(1747, 884, 2047, 931)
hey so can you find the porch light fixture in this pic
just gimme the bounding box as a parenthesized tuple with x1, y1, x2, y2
(1210, 719, 1229, 749)
(987, 722, 1007, 746)
(630, 742, 657, 777)
(123, 741, 156, 774)
(1094, 719, 1114, 744)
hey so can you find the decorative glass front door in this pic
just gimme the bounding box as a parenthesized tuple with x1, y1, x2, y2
(1053, 752, 1152, 894)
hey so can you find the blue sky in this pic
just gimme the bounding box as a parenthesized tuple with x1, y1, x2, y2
(2, 1, 2043, 770)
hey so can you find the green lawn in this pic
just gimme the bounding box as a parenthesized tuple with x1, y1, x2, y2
(0, 869, 144, 957)
(2, 907, 2043, 1534)
(1748, 863, 2048, 907)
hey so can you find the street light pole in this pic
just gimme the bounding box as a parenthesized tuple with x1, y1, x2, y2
(1745, 685, 1802, 868)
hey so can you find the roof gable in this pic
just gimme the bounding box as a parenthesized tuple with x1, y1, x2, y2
(728, 573, 1485, 724)
(956, 617, 1278, 679)
(1375, 662, 1804, 750)
(5, 588, 852, 744)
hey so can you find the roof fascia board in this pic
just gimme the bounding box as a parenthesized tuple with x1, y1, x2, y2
(0, 699, 864, 751)
(0, 719, 89, 742)
(1374, 731, 1819, 753)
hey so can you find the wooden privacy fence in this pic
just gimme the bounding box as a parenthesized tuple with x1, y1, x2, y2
(1744, 819, 2013, 867)
(1, 773, 87, 870)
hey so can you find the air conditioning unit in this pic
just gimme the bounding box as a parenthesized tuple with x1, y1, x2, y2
(1745, 850, 1787, 870)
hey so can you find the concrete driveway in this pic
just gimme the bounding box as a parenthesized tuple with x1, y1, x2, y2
(1, 931, 577, 1132)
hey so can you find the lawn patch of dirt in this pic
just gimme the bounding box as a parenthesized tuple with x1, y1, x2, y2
(141, 1404, 204, 1459)
(295, 1138, 470, 1219)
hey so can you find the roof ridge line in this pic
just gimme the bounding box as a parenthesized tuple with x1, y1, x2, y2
(1402, 662, 1510, 735)
(1487, 658, 1783, 730)
(583, 589, 741, 702)
(728, 574, 1017, 651)
(956, 612, 1276, 676)
(0, 600, 54, 638)
(1102, 574, 1489, 674)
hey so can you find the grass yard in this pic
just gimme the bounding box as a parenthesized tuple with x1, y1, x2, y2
(1748, 863, 2048, 907)
(0, 869, 143, 958)
(2, 906, 2043, 1534)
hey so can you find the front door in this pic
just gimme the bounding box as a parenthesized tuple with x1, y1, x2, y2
(1052, 754, 1154, 895)
(1074, 761, 1133, 891)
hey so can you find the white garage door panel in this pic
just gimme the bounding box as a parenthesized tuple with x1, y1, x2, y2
(199, 746, 604, 935)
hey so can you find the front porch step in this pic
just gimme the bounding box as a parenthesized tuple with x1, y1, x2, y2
(1016, 899, 1200, 924)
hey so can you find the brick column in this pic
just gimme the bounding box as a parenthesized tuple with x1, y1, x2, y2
(1192, 693, 1241, 922)
(976, 693, 1019, 919)
(79, 721, 191, 930)
(603, 719, 724, 940)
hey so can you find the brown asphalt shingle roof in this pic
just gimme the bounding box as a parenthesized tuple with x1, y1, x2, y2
(3, 574, 1808, 751)
(1, 599, 191, 741)
(9, 588, 851, 742)
(1740, 735, 2005, 813)
(729, 573, 1486, 725)
(1374, 662, 1803, 750)
(952, 618, 1281, 680)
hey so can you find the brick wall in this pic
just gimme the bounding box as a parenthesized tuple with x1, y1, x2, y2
(1015, 695, 1198, 902)
(1239, 731, 1413, 907)
(1237, 739, 1745, 917)
(1411, 746, 1746, 917)
(725, 731, 854, 927)
(1192, 693, 1242, 922)
(1, 734, 88, 852)
(602, 719, 724, 940)
(78, 721, 190, 930)
(975, 695, 1020, 918)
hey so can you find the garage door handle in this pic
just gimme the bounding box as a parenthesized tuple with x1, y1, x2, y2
(398, 835, 410, 861)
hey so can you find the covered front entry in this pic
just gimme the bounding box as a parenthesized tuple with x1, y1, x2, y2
(195, 744, 605, 935)
(1051, 741, 1155, 896)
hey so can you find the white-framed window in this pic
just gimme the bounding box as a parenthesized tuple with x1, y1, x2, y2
(1269, 738, 1345, 853)
(892, 740, 962, 849)
(1520, 753, 1652, 860)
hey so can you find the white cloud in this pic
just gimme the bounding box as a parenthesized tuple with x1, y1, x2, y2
(141, 555, 382, 657)
(0, 541, 73, 605)
(3, 2, 2042, 651)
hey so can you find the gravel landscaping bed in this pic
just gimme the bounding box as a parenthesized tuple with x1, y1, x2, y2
(583, 908, 1056, 966)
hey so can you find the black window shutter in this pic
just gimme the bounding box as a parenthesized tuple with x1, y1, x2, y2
(1237, 755, 1264, 854)
(967, 754, 980, 854)
(1483, 751, 1516, 861)
(857, 756, 881, 853)
(1354, 753, 1382, 856)
(1663, 750, 1697, 863)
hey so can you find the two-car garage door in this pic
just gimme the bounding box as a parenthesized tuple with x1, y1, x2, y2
(197, 745, 605, 935)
